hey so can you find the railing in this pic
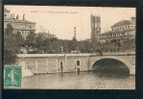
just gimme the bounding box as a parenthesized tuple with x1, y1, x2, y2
(101, 51, 135, 56)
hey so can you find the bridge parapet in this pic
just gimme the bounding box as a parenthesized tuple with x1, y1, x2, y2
(17, 51, 135, 58)
(100, 51, 135, 56)
(16, 52, 135, 77)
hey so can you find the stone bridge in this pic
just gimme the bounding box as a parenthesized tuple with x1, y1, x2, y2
(16, 52, 135, 77)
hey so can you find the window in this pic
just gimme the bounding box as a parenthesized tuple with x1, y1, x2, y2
(60, 62, 63, 67)
(77, 60, 80, 66)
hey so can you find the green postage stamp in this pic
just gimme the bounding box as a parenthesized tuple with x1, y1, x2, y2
(4, 64, 22, 88)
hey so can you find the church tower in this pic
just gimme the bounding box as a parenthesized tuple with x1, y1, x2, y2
(90, 14, 101, 42)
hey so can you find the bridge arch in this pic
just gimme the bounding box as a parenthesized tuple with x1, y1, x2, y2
(92, 58, 130, 77)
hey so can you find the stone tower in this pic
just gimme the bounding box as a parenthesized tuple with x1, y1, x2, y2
(90, 14, 101, 42)
(71, 27, 78, 51)
(73, 26, 77, 41)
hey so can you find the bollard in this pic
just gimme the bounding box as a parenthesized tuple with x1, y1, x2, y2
(60, 62, 64, 77)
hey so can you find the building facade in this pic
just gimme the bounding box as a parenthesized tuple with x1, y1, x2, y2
(99, 17, 136, 52)
(4, 8, 36, 40)
(99, 17, 136, 43)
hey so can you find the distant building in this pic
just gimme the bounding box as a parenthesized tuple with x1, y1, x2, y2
(4, 8, 36, 40)
(90, 14, 101, 42)
(99, 17, 136, 43)
(36, 32, 57, 39)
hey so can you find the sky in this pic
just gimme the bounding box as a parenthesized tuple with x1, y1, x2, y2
(5, 5, 136, 40)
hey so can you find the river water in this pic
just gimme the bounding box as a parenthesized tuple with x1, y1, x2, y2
(21, 72, 135, 89)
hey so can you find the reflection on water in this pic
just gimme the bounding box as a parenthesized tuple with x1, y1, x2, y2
(22, 72, 135, 89)
(93, 71, 130, 78)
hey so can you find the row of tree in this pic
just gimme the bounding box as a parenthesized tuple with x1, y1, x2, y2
(4, 24, 135, 64)
(4, 24, 92, 64)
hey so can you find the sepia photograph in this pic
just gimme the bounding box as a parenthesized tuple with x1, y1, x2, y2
(3, 5, 136, 89)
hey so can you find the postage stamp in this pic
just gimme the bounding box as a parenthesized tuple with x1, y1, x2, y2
(4, 64, 22, 88)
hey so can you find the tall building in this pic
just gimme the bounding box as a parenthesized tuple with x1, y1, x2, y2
(4, 8, 36, 40)
(90, 14, 101, 42)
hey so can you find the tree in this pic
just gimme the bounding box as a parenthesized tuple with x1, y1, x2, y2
(34, 33, 48, 53)
(4, 24, 18, 64)
(15, 31, 25, 48)
(24, 32, 37, 52)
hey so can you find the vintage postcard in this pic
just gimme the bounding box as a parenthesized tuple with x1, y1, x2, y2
(4, 5, 136, 89)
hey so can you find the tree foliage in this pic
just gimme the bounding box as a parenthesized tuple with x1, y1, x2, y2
(4, 24, 18, 64)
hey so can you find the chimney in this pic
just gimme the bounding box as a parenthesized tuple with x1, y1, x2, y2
(11, 14, 15, 19)
(23, 14, 25, 20)
(16, 14, 19, 20)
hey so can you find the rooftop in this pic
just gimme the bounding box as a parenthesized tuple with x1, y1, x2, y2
(111, 20, 132, 28)
(4, 8, 35, 24)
